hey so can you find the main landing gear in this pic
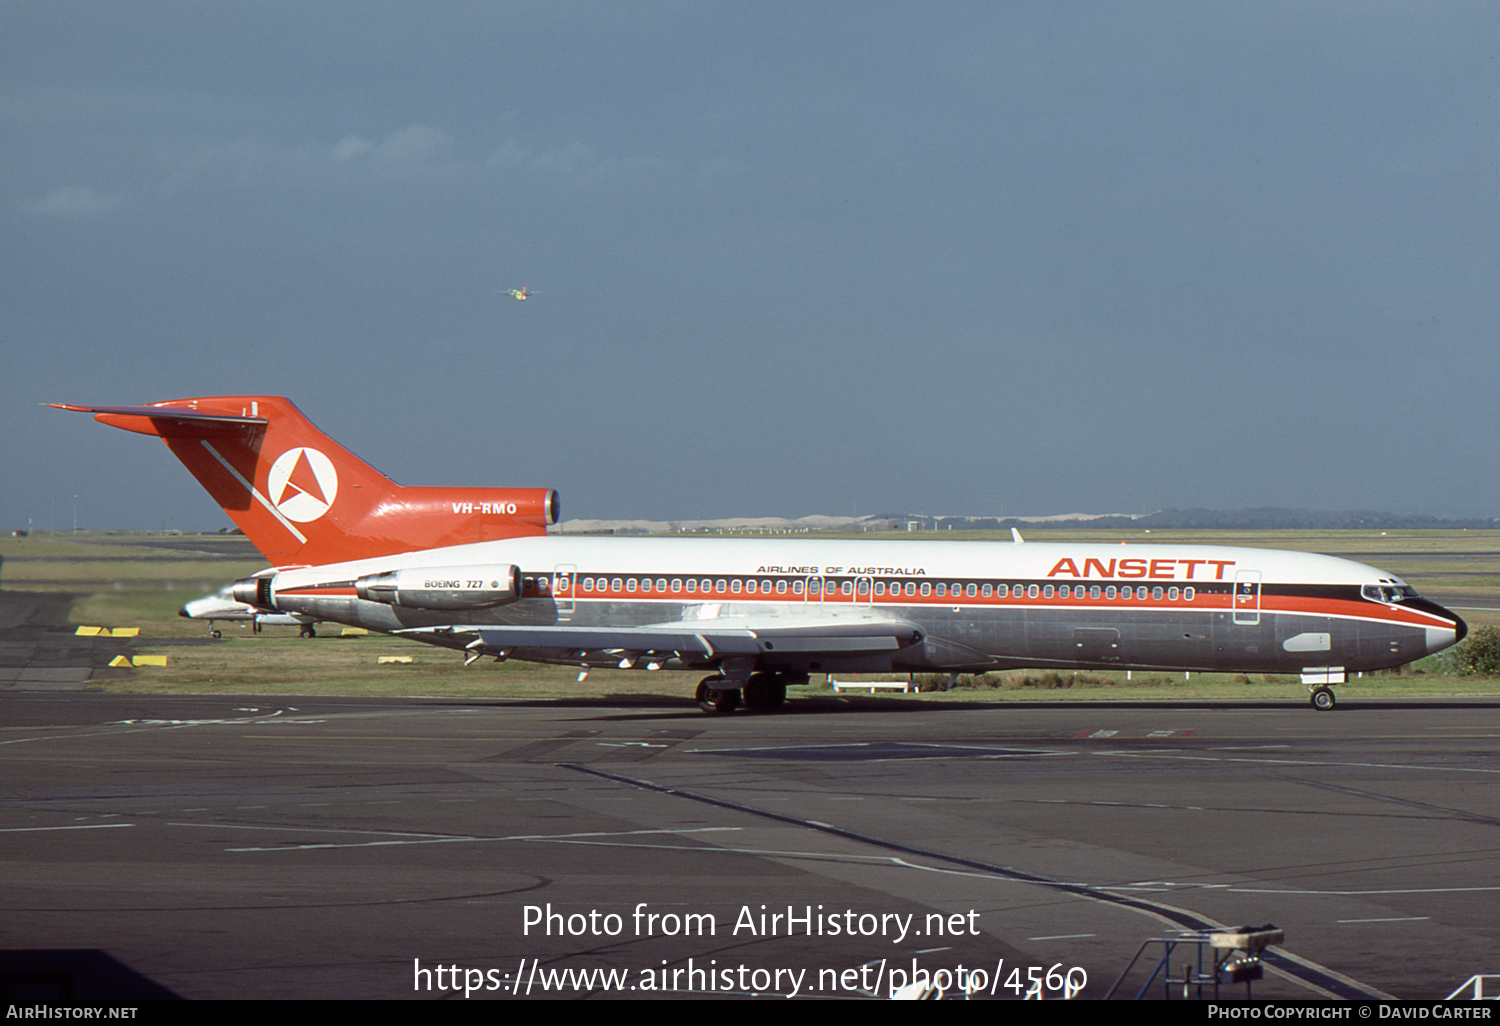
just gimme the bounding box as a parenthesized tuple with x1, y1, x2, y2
(696, 671, 791, 715)
(696, 677, 740, 715)
(1309, 686, 1336, 711)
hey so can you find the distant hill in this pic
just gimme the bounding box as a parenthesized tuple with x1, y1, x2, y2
(560, 507, 1499, 534)
(905, 507, 1500, 532)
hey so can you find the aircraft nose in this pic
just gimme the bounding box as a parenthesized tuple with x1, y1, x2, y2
(1427, 624, 1460, 654)
(1415, 600, 1466, 655)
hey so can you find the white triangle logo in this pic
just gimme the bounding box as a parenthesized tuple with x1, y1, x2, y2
(267, 447, 339, 523)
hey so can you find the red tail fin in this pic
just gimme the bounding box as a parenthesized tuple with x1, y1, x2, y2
(48, 396, 557, 565)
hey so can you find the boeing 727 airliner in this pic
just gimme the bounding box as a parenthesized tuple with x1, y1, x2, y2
(52, 397, 1466, 713)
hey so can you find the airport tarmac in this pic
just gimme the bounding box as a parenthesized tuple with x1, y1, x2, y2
(3, 690, 1498, 1000)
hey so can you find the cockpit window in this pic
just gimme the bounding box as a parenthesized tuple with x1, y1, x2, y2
(1362, 584, 1419, 603)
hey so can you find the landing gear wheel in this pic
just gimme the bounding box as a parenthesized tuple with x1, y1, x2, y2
(743, 672, 788, 710)
(696, 676, 741, 715)
(300, 625, 317, 638)
(210, 629, 222, 639)
(1310, 686, 1336, 711)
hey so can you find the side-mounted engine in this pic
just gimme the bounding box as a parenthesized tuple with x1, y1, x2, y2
(353, 564, 523, 611)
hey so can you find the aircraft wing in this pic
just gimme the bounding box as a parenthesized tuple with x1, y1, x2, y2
(402, 616, 922, 659)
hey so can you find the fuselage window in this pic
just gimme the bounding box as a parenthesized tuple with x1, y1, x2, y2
(627, 578, 638, 593)
(716, 580, 727, 593)
(952, 583, 962, 595)
(671, 579, 682, 593)
(1042, 585, 1054, 599)
(1167, 586, 1179, 600)
(1184, 587, 1195, 601)
(808, 579, 821, 595)
(793, 580, 804, 595)
(841, 581, 853, 596)
(656, 579, 668, 592)
(685, 579, 697, 593)
(1028, 584, 1039, 599)
(610, 578, 623, 593)
(730, 580, 742, 594)
(777, 580, 787, 594)
(875, 582, 885, 596)
(997, 584, 1009, 598)
(1090, 585, 1101, 600)
(857, 579, 870, 596)
(981, 583, 992, 597)
(935, 583, 946, 597)
(1137, 586, 1149, 600)
(640, 579, 652, 593)
(1105, 585, 1116, 599)
(920, 583, 932, 597)
(702, 580, 713, 593)
(967, 583, 977, 598)
(1118, 586, 1129, 600)
(905, 582, 916, 596)
(582, 578, 594, 592)
(1152, 586, 1164, 601)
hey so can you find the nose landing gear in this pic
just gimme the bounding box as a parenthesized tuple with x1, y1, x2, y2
(1309, 686, 1336, 711)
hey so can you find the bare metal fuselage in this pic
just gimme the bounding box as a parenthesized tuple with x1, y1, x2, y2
(255, 536, 1465, 680)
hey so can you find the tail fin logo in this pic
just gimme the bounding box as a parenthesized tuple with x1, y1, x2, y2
(267, 447, 339, 523)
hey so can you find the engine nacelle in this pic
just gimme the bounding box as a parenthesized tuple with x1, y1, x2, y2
(355, 564, 522, 611)
(230, 574, 276, 610)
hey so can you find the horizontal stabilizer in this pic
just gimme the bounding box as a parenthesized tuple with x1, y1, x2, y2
(45, 403, 268, 426)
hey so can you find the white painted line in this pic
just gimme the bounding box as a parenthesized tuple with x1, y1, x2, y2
(1098, 751, 1500, 774)
(0, 823, 133, 833)
(223, 826, 744, 853)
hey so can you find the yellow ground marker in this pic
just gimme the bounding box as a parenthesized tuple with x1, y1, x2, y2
(377, 656, 414, 665)
(108, 655, 131, 667)
(131, 655, 168, 667)
(76, 626, 104, 636)
(341, 627, 369, 637)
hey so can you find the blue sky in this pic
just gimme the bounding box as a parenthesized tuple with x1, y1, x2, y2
(5, 2, 1496, 531)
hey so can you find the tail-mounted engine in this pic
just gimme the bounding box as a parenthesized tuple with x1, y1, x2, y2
(229, 573, 276, 610)
(355, 564, 522, 611)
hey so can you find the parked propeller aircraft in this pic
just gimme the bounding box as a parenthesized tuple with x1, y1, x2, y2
(179, 585, 320, 638)
(53, 396, 1466, 713)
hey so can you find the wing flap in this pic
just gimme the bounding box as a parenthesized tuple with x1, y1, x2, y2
(446, 617, 922, 659)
